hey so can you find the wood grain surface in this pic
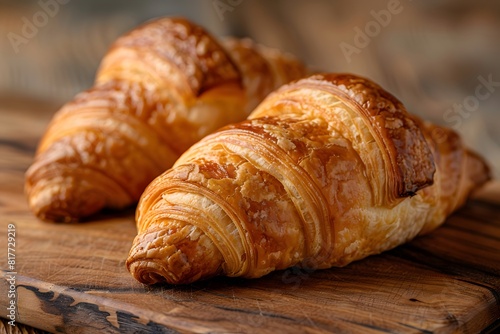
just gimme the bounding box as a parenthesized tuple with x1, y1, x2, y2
(0, 99, 499, 333)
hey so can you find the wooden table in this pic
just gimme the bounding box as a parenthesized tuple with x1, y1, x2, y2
(0, 99, 499, 333)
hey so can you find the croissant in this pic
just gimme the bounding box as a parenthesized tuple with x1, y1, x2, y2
(24, 17, 307, 222)
(126, 73, 491, 285)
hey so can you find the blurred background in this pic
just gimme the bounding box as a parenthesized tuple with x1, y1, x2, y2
(1, 0, 499, 177)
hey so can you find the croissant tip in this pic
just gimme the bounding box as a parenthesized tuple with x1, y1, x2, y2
(27, 183, 107, 223)
(465, 148, 492, 189)
(126, 259, 174, 285)
(126, 255, 207, 286)
(126, 225, 224, 285)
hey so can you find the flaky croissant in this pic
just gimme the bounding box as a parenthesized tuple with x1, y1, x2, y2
(25, 17, 307, 222)
(127, 73, 490, 285)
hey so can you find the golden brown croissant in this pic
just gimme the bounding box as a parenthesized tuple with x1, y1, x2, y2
(25, 17, 307, 222)
(126, 73, 491, 285)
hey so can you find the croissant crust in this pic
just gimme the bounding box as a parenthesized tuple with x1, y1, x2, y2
(24, 17, 307, 222)
(127, 73, 490, 285)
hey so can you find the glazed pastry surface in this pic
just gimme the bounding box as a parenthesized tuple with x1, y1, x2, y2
(127, 73, 490, 285)
(25, 17, 307, 222)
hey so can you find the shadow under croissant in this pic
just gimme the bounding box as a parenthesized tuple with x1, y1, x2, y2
(37, 203, 137, 224)
(33, 204, 137, 224)
(83, 206, 138, 223)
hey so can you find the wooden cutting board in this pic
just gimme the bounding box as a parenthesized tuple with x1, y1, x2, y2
(0, 99, 499, 334)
